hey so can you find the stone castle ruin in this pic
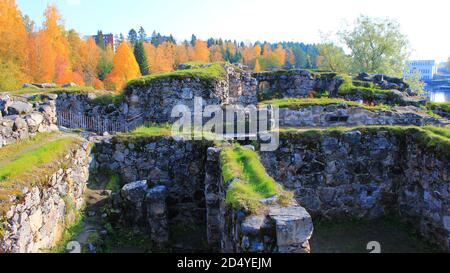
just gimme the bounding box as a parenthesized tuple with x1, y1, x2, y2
(0, 63, 449, 253)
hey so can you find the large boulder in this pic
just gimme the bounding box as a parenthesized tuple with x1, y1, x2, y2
(32, 83, 56, 89)
(8, 101, 33, 115)
(62, 82, 77, 88)
(25, 113, 44, 133)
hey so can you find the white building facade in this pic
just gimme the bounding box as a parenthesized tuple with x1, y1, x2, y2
(404, 60, 438, 81)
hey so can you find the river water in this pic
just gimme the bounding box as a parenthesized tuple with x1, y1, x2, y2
(426, 91, 450, 103)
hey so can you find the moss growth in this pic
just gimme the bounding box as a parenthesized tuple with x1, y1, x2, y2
(91, 92, 125, 106)
(114, 123, 172, 143)
(260, 97, 390, 111)
(125, 62, 227, 91)
(221, 145, 293, 213)
(427, 102, 450, 113)
(93, 223, 152, 253)
(105, 174, 120, 193)
(0, 134, 81, 214)
(337, 74, 397, 101)
(47, 210, 85, 253)
(279, 125, 450, 161)
(0, 218, 4, 238)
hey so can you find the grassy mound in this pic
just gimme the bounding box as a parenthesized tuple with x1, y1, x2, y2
(427, 102, 450, 114)
(125, 62, 227, 91)
(221, 145, 292, 213)
(113, 124, 172, 143)
(260, 97, 390, 111)
(279, 125, 450, 160)
(337, 75, 398, 101)
(0, 133, 81, 214)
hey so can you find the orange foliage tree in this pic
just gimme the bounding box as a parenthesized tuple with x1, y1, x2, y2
(193, 40, 210, 62)
(274, 44, 286, 67)
(105, 42, 141, 91)
(209, 45, 223, 62)
(0, 0, 30, 89)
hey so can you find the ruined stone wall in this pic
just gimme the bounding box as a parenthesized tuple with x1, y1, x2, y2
(278, 105, 449, 127)
(0, 94, 58, 148)
(254, 70, 340, 99)
(92, 137, 212, 227)
(204, 147, 314, 253)
(125, 64, 257, 124)
(260, 129, 450, 250)
(0, 140, 91, 253)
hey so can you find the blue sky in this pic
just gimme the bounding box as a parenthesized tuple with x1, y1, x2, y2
(16, 0, 450, 62)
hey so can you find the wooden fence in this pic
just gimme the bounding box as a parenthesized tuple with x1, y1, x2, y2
(57, 110, 144, 134)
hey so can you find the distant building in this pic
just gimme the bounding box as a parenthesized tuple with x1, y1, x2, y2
(404, 60, 438, 81)
(92, 33, 115, 50)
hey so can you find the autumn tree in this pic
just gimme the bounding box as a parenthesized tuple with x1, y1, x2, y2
(175, 44, 189, 64)
(286, 49, 296, 68)
(209, 45, 223, 62)
(241, 45, 256, 66)
(105, 42, 141, 91)
(144, 42, 157, 73)
(254, 58, 262, 72)
(134, 41, 149, 75)
(193, 40, 210, 63)
(0, 0, 30, 89)
(79, 38, 100, 85)
(274, 44, 286, 67)
(155, 41, 176, 73)
(254, 44, 262, 57)
(41, 4, 73, 84)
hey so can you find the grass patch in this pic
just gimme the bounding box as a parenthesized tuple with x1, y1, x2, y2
(125, 62, 227, 91)
(427, 102, 450, 113)
(91, 92, 125, 106)
(260, 97, 390, 111)
(279, 125, 450, 160)
(47, 211, 85, 253)
(221, 145, 293, 213)
(0, 135, 81, 214)
(114, 123, 172, 142)
(105, 174, 120, 193)
(92, 223, 152, 253)
(337, 75, 398, 101)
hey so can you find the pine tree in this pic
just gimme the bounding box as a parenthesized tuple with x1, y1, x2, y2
(96, 30, 105, 49)
(190, 34, 197, 47)
(128, 29, 138, 45)
(97, 45, 114, 80)
(138, 26, 147, 42)
(134, 41, 149, 75)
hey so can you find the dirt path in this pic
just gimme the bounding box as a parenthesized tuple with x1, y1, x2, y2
(73, 179, 110, 253)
